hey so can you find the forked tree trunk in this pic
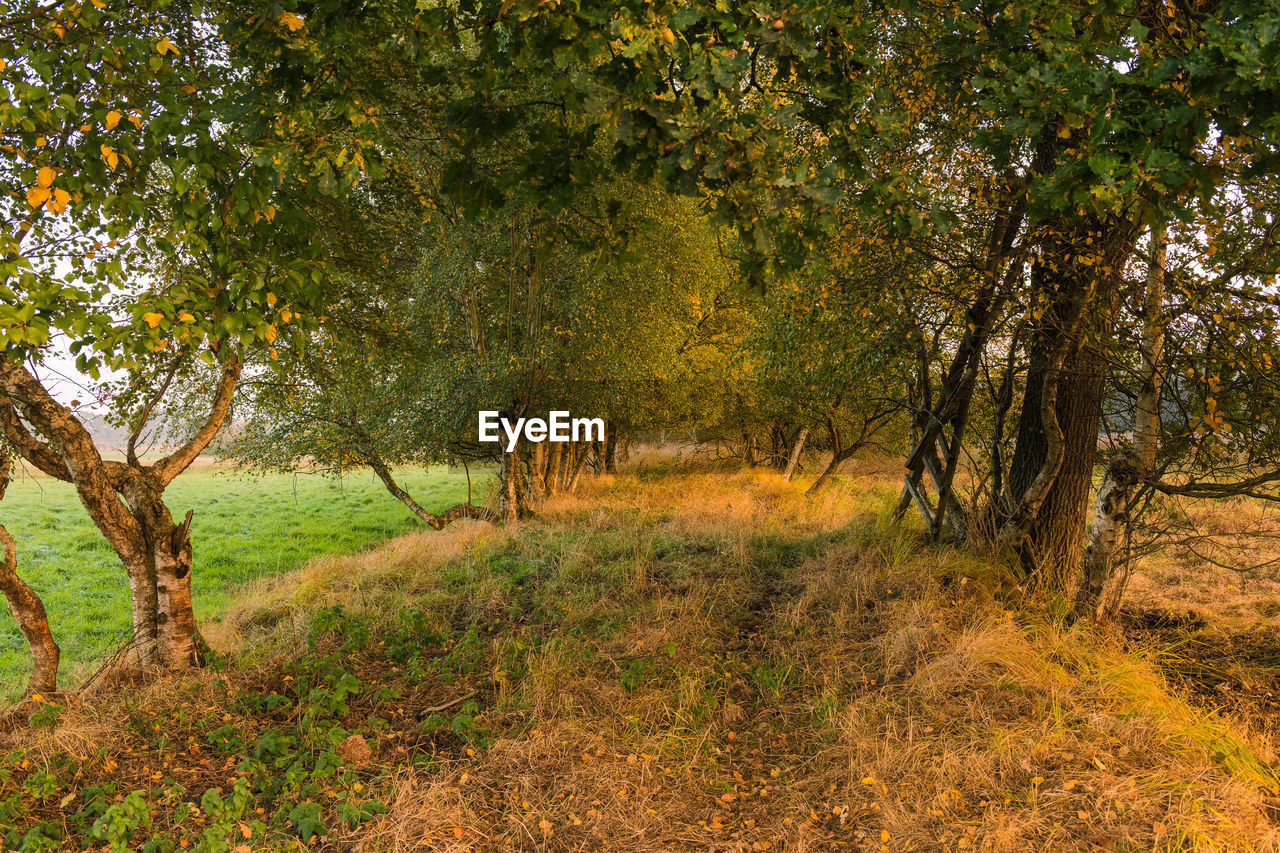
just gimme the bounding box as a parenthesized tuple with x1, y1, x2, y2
(0, 356, 241, 671)
(807, 445, 856, 495)
(1077, 225, 1166, 620)
(1002, 220, 1138, 588)
(783, 427, 809, 482)
(0, 452, 59, 696)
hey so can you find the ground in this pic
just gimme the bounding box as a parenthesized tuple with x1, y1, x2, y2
(0, 456, 1277, 851)
(0, 464, 489, 696)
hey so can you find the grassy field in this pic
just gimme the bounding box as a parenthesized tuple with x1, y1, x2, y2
(3, 456, 1277, 851)
(0, 464, 491, 696)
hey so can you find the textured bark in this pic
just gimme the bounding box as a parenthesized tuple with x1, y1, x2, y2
(783, 427, 809, 482)
(0, 452, 59, 695)
(1002, 220, 1138, 587)
(1075, 451, 1140, 616)
(0, 357, 240, 670)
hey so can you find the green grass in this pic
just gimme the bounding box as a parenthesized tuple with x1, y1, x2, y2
(0, 464, 491, 696)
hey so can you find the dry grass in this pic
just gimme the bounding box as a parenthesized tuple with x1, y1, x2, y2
(8, 456, 1279, 851)
(230, 458, 1280, 851)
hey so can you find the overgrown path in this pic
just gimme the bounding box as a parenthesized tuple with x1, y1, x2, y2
(2, 462, 1277, 851)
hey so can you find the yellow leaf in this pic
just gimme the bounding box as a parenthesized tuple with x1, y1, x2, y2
(279, 11, 304, 31)
(279, 310, 293, 324)
(26, 186, 50, 208)
(47, 188, 70, 214)
(128, 112, 143, 129)
(156, 37, 179, 55)
(266, 291, 278, 306)
(881, 830, 890, 842)
(178, 312, 195, 323)
(265, 325, 278, 344)
(36, 166, 56, 188)
(105, 110, 121, 130)
(100, 144, 119, 170)
(263, 203, 276, 222)
(143, 312, 164, 329)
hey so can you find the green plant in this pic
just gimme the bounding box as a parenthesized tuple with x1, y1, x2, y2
(90, 791, 152, 852)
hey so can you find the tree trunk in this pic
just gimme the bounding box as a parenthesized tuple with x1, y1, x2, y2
(114, 474, 205, 667)
(530, 441, 547, 500)
(500, 448, 519, 526)
(604, 422, 618, 474)
(1077, 224, 1166, 620)
(547, 442, 564, 496)
(0, 356, 241, 671)
(0, 452, 59, 696)
(783, 427, 809, 482)
(1002, 219, 1138, 588)
(1004, 295, 1112, 587)
(567, 442, 589, 492)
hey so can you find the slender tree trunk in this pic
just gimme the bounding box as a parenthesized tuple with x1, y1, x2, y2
(1077, 225, 1166, 620)
(530, 442, 547, 500)
(364, 451, 498, 529)
(0, 452, 59, 696)
(567, 442, 589, 492)
(604, 422, 618, 474)
(547, 442, 564, 496)
(500, 448, 519, 526)
(783, 427, 809, 482)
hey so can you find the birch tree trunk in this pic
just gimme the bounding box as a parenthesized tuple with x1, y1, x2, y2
(0, 357, 240, 670)
(783, 427, 809, 482)
(1077, 225, 1166, 620)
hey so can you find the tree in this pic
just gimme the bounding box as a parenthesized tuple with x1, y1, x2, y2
(0, 2, 383, 670)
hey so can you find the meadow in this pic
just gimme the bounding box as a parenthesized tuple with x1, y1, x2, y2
(0, 463, 490, 697)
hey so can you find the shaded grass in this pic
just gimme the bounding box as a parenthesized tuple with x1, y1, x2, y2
(0, 465, 491, 696)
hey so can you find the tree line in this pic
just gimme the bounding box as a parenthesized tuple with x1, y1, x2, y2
(2, 0, 1280, 695)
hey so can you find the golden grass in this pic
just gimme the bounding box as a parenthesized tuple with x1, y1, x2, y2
(208, 458, 1280, 851)
(16, 456, 1280, 851)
